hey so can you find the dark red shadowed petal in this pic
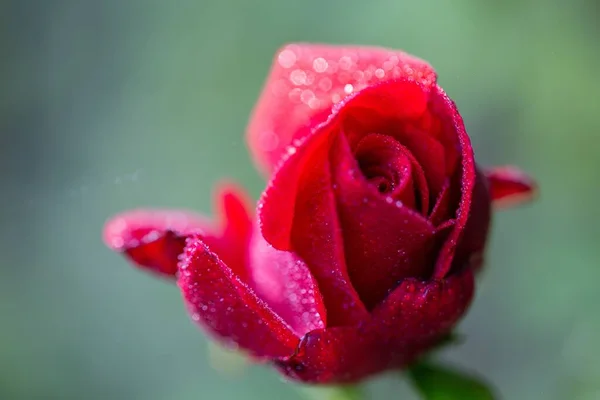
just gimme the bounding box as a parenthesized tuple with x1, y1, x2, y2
(486, 166, 538, 208)
(259, 128, 369, 326)
(354, 133, 429, 212)
(249, 229, 327, 337)
(103, 209, 211, 277)
(430, 86, 478, 279)
(451, 168, 492, 274)
(178, 235, 299, 358)
(248, 44, 437, 174)
(429, 179, 452, 226)
(275, 270, 475, 384)
(103, 184, 253, 280)
(331, 133, 438, 309)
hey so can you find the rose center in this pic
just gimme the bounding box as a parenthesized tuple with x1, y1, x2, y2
(358, 163, 397, 194)
(353, 134, 418, 209)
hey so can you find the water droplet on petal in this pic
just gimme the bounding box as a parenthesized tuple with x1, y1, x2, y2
(278, 49, 297, 68)
(312, 57, 328, 73)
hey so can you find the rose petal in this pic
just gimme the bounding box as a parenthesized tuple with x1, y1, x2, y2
(259, 80, 455, 317)
(103, 184, 253, 280)
(451, 169, 492, 274)
(178, 235, 299, 358)
(259, 127, 369, 326)
(203, 184, 254, 282)
(248, 44, 437, 174)
(275, 270, 475, 383)
(429, 178, 452, 225)
(331, 133, 437, 308)
(353, 133, 429, 212)
(103, 209, 211, 277)
(259, 79, 436, 250)
(486, 166, 538, 208)
(249, 230, 327, 336)
(339, 80, 450, 199)
(430, 87, 478, 279)
(371, 269, 475, 342)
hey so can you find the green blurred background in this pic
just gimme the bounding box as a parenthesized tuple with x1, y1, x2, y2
(1, 0, 598, 399)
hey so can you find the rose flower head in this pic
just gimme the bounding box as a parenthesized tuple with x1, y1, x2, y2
(103, 44, 536, 384)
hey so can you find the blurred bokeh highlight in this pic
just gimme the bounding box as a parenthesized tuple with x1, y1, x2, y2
(1, 1, 598, 399)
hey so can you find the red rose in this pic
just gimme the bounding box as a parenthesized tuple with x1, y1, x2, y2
(104, 44, 536, 384)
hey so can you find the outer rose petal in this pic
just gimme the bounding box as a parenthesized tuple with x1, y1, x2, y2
(259, 127, 369, 326)
(486, 166, 538, 208)
(275, 270, 475, 383)
(430, 86, 478, 279)
(103, 209, 210, 277)
(179, 235, 299, 358)
(452, 168, 492, 274)
(249, 229, 327, 336)
(248, 43, 437, 174)
(103, 184, 253, 279)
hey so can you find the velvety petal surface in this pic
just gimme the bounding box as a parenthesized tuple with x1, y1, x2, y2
(178, 235, 299, 358)
(451, 168, 492, 273)
(429, 86, 477, 279)
(259, 128, 369, 326)
(330, 132, 438, 308)
(486, 166, 538, 208)
(103, 184, 253, 280)
(249, 229, 327, 336)
(248, 43, 437, 174)
(275, 270, 475, 383)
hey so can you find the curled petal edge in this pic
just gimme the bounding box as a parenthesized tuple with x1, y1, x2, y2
(486, 166, 538, 209)
(178, 235, 300, 359)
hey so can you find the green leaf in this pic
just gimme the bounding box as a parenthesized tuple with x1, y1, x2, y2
(407, 361, 496, 400)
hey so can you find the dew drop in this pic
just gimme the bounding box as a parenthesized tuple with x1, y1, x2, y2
(278, 49, 297, 68)
(312, 57, 328, 73)
(290, 69, 307, 85)
(300, 89, 315, 104)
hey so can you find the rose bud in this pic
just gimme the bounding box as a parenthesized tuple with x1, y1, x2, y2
(103, 44, 537, 384)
